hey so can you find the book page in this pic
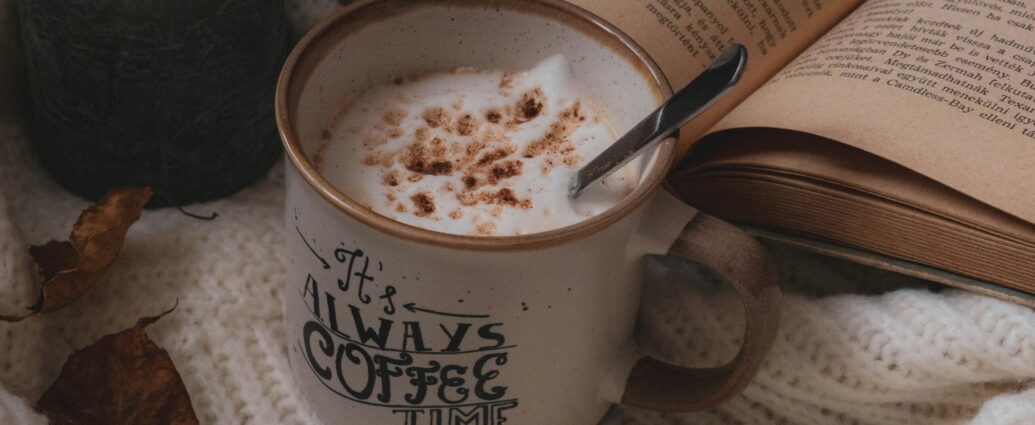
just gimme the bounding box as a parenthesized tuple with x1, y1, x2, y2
(713, 0, 1035, 223)
(566, 0, 862, 158)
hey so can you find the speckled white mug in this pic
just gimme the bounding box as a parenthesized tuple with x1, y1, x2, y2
(277, 1, 781, 424)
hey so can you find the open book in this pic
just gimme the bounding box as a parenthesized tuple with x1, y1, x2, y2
(568, 1, 1035, 305)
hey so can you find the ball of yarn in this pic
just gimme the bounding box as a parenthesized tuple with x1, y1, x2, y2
(19, 0, 288, 207)
(0, 0, 23, 120)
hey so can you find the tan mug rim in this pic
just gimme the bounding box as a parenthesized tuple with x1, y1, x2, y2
(276, 0, 676, 251)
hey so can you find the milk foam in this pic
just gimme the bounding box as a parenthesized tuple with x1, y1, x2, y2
(317, 55, 637, 236)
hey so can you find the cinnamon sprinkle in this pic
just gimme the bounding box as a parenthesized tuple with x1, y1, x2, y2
(488, 160, 523, 184)
(489, 188, 528, 207)
(407, 158, 453, 175)
(514, 88, 545, 123)
(477, 147, 512, 165)
(411, 192, 436, 217)
(383, 108, 406, 126)
(458, 188, 532, 209)
(457, 114, 479, 136)
(422, 107, 452, 130)
(415, 127, 430, 142)
(363, 134, 388, 148)
(476, 222, 497, 236)
(522, 102, 583, 167)
(485, 109, 502, 124)
(498, 73, 513, 96)
(403, 141, 454, 176)
(465, 140, 487, 158)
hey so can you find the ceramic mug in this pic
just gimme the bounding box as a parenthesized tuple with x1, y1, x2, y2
(276, 1, 781, 424)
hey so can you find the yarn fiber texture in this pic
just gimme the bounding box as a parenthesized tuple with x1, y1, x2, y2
(0, 0, 22, 120)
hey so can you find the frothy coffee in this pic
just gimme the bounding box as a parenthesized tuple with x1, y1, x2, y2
(316, 56, 637, 236)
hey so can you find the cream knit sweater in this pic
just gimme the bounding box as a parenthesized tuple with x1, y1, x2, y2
(2, 113, 1034, 425)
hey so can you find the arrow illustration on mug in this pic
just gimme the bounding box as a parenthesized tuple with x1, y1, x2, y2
(403, 303, 490, 319)
(296, 226, 331, 269)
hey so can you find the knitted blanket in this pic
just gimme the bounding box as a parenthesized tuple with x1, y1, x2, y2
(1, 116, 1033, 425)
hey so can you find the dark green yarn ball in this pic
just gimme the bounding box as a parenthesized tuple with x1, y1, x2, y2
(19, 0, 289, 207)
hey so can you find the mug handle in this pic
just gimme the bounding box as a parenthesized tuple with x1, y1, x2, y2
(620, 212, 781, 412)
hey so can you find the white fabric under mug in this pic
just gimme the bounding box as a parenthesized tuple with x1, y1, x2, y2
(276, 1, 781, 424)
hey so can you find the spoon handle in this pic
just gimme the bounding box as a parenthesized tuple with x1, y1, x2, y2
(570, 44, 748, 198)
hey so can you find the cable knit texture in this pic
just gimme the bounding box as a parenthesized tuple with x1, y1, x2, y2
(1, 123, 1034, 422)
(601, 256, 1035, 425)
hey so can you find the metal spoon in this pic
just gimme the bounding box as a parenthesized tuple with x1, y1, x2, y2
(570, 44, 748, 198)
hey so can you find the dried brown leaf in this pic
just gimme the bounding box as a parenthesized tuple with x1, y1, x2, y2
(38, 304, 199, 425)
(0, 187, 152, 322)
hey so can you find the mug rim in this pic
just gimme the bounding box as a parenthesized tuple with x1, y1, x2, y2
(276, 0, 676, 251)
